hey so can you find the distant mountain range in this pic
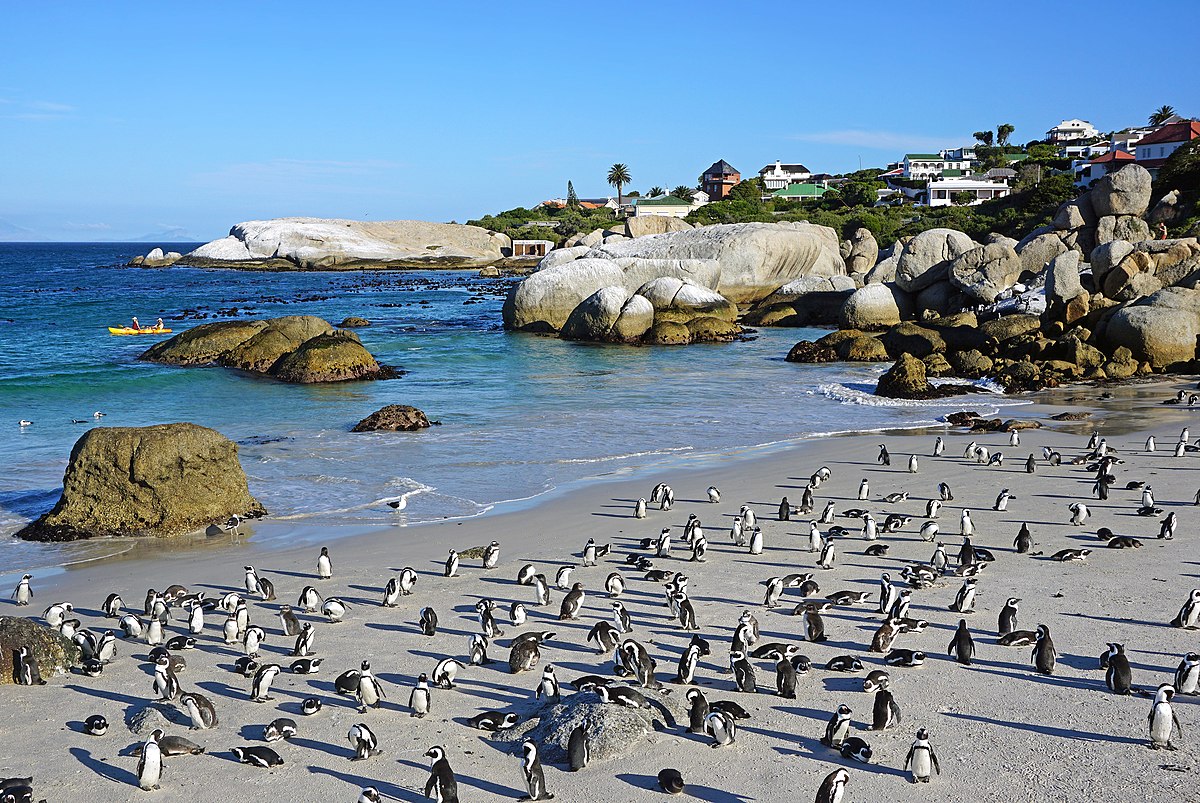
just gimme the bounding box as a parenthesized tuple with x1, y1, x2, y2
(0, 218, 207, 243)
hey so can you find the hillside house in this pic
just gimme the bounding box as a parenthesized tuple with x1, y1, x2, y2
(758, 160, 812, 190)
(701, 160, 741, 200)
(1135, 120, 1200, 176)
(1046, 119, 1100, 143)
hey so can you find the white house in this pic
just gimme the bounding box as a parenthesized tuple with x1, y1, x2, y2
(902, 152, 972, 180)
(758, 160, 812, 190)
(925, 178, 1011, 207)
(1134, 120, 1200, 176)
(1045, 119, 1100, 143)
(632, 196, 694, 218)
(1061, 142, 1110, 160)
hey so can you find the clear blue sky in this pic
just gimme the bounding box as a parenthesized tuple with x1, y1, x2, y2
(1, 0, 1196, 241)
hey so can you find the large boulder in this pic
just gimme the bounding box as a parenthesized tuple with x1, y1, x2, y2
(840, 283, 913, 330)
(181, 218, 510, 269)
(1090, 240, 1135, 289)
(1103, 288, 1200, 367)
(0, 617, 81, 683)
(537, 246, 592, 272)
(1091, 164, 1152, 217)
(879, 323, 947, 359)
(875, 353, 968, 399)
(624, 216, 692, 238)
(218, 316, 335, 373)
(141, 320, 269, 365)
(503, 258, 629, 331)
(635, 277, 738, 323)
(351, 405, 431, 432)
(1045, 251, 1084, 304)
(1096, 215, 1151, 246)
(17, 423, 265, 541)
(1016, 232, 1069, 275)
(845, 227, 879, 275)
(129, 247, 182, 267)
(561, 287, 636, 341)
(865, 251, 899, 285)
(269, 332, 396, 383)
(744, 275, 856, 326)
(1052, 194, 1098, 231)
(895, 228, 977, 292)
(948, 242, 1023, 303)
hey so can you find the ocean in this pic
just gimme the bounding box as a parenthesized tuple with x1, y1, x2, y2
(0, 242, 1030, 571)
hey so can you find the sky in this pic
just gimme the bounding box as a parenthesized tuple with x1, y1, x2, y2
(0, 0, 1197, 242)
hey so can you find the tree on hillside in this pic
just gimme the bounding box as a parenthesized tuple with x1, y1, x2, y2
(567, 180, 578, 208)
(1156, 138, 1200, 198)
(671, 185, 695, 201)
(841, 181, 881, 208)
(727, 177, 766, 202)
(997, 123, 1015, 147)
(648, 186, 665, 197)
(951, 191, 975, 206)
(607, 163, 632, 206)
(1150, 105, 1177, 126)
(973, 130, 994, 147)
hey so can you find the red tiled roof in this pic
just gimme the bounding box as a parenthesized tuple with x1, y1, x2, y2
(1090, 150, 1135, 164)
(1136, 121, 1200, 147)
(578, 202, 603, 209)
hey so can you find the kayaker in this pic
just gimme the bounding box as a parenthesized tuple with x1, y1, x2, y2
(155, 317, 164, 330)
(131, 316, 141, 331)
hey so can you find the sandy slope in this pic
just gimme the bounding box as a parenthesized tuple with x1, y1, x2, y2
(2, 382, 1199, 803)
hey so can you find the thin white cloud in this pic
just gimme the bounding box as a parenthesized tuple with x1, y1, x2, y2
(62, 222, 112, 231)
(788, 129, 969, 152)
(2, 99, 75, 121)
(29, 100, 74, 113)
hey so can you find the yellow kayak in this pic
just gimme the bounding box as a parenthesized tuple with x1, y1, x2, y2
(108, 327, 173, 335)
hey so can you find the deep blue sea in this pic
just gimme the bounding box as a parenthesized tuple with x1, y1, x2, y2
(0, 243, 1030, 570)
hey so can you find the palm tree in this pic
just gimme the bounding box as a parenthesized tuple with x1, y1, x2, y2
(648, 186, 665, 197)
(607, 163, 632, 206)
(1150, 105, 1177, 126)
(996, 123, 1015, 147)
(973, 130, 994, 147)
(671, 185, 695, 201)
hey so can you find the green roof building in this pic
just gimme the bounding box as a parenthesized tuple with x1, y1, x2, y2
(773, 182, 828, 200)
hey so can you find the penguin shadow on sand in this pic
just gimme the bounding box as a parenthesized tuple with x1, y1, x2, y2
(1065, 610, 1167, 630)
(941, 710, 1144, 745)
(771, 735, 910, 778)
(69, 746, 139, 786)
(308, 766, 424, 802)
(289, 734, 357, 760)
(397, 755, 523, 799)
(256, 568, 316, 580)
(959, 657, 1097, 693)
(616, 772, 753, 802)
(64, 682, 153, 709)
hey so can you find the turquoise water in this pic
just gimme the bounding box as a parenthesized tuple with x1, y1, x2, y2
(0, 243, 1028, 569)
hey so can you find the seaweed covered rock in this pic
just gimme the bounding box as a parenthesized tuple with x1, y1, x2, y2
(0, 617, 81, 684)
(351, 405, 432, 432)
(17, 423, 265, 541)
(875, 354, 969, 399)
(270, 332, 397, 383)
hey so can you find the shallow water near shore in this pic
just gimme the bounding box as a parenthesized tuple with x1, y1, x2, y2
(0, 242, 1037, 570)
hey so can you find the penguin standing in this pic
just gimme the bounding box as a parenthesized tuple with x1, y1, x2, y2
(778, 497, 790, 521)
(960, 509, 973, 537)
(179, 692, 218, 729)
(764, 577, 784, 609)
(531, 574, 551, 607)
(748, 527, 763, 555)
(1174, 652, 1200, 695)
(821, 704, 853, 747)
(409, 673, 433, 718)
(878, 445, 890, 466)
(775, 655, 797, 699)
(316, 546, 332, 580)
(707, 485, 721, 504)
(399, 566, 418, 595)
(933, 436, 945, 456)
(348, 723, 381, 760)
(482, 540, 501, 570)
(250, 663, 281, 702)
(658, 769, 685, 795)
(634, 498, 647, 519)
(705, 711, 737, 747)
(535, 665, 561, 701)
(420, 607, 439, 636)
(808, 521, 823, 553)
(444, 549, 460, 578)
(948, 619, 975, 665)
(730, 650, 756, 693)
(817, 538, 836, 570)
(519, 739, 554, 800)
(15, 646, 44, 686)
(136, 729, 164, 790)
(998, 598, 1020, 636)
(1148, 684, 1183, 749)
(686, 688, 709, 734)
(1170, 589, 1200, 628)
(1031, 624, 1056, 675)
(677, 643, 701, 684)
(1009, 429, 1020, 447)
(802, 604, 827, 642)
(1014, 523, 1032, 553)
(11, 574, 32, 606)
(905, 728, 941, 783)
(950, 578, 977, 614)
(858, 478, 870, 500)
(994, 488, 1013, 511)
(433, 658, 466, 689)
(558, 583, 585, 621)
(604, 572, 624, 598)
(278, 605, 301, 636)
(908, 454, 919, 473)
(357, 661, 386, 712)
(424, 746, 459, 803)
(815, 769, 850, 803)
(871, 688, 902, 730)
(1105, 643, 1132, 694)
(927, 499, 942, 518)
(567, 725, 589, 772)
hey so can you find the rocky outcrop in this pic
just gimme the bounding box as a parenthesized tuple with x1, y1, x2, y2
(844, 227, 879, 276)
(0, 617, 81, 683)
(895, 228, 977, 292)
(339, 317, 370, 328)
(180, 218, 510, 270)
(840, 283, 913, 330)
(560, 287, 647, 342)
(624, 216, 692, 238)
(351, 405, 431, 432)
(129, 247, 183, 267)
(17, 423, 265, 541)
(1103, 287, 1200, 368)
(1092, 164, 1152, 217)
(875, 354, 969, 399)
(948, 241, 1023, 303)
(142, 316, 397, 383)
(743, 275, 857, 326)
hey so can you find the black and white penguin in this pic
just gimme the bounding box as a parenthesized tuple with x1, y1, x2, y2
(863, 669, 890, 693)
(482, 540, 501, 570)
(939, 482, 954, 501)
(905, 728, 941, 783)
(1014, 522, 1032, 553)
(817, 538, 836, 570)
(705, 711, 737, 747)
(179, 691, 218, 729)
(872, 687, 902, 730)
(821, 703, 853, 747)
(290, 657, 322, 675)
(802, 604, 827, 642)
(1149, 684, 1183, 749)
(420, 606, 439, 636)
(1171, 589, 1200, 628)
(815, 768, 849, 803)
(558, 582, 585, 621)
(509, 636, 541, 674)
(468, 711, 520, 731)
(949, 578, 977, 614)
(348, 723, 381, 761)
(884, 649, 925, 667)
(382, 578, 401, 608)
(321, 597, 349, 623)
(399, 566, 418, 595)
(444, 549, 460, 578)
(839, 736, 873, 763)
(774, 655, 797, 699)
(612, 601, 633, 634)
(1031, 624, 1056, 675)
(151, 654, 179, 700)
(531, 574, 552, 607)
(357, 662, 386, 712)
(658, 768, 685, 795)
(730, 650, 756, 693)
(316, 546, 332, 580)
(232, 745, 284, 768)
(263, 718, 298, 742)
(686, 687, 709, 734)
(297, 585, 323, 613)
(14, 646, 43, 686)
(136, 729, 164, 790)
(535, 664, 561, 701)
(1104, 643, 1132, 694)
(84, 714, 108, 736)
(421, 746, 459, 803)
(1068, 502, 1089, 526)
(301, 698, 323, 716)
(566, 724, 589, 772)
(433, 658, 466, 689)
(1160, 512, 1178, 540)
(519, 739, 555, 799)
(250, 663, 281, 702)
(998, 598, 1020, 636)
(1174, 652, 1200, 695)
(634, 498, 647, 519)
(334, 669, 362, 697)
(408, 673, 433, 718)
(11, 574, 32, 607)
(948, 619, 975, 665)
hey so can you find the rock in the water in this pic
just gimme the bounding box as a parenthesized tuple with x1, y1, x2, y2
(339, 316, 370, 328)
(840, 283, 913, 330)
(875, 353, 968, 399)
(979, 314, 1041, 345)
(351, 405, 431, 432)
(744, 276, 856, 327)
(948, 349, 993, 378)
(561, 286, 636, 342)
(0, 617, 81, 684)
(636, 277, 738, 324)
(1091, 164, 1152, 218)
(143, 317, 395, 384)
(948, 242, 1023, 303)
(16, 423, 265, 541)
(129, 247, 183, 267)
(624, 216, 692, 238)
(270, 332, 397, 383)
(181, 218, 510, 269)
(879, 323, 947, 359)
(895, 228, 977, 292)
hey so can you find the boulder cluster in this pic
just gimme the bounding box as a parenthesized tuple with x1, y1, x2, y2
(784, 164, 1200, 391)
(140, 315, 398, 383)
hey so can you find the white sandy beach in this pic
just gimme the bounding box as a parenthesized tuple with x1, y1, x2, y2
(3, 381, 1200, 803)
